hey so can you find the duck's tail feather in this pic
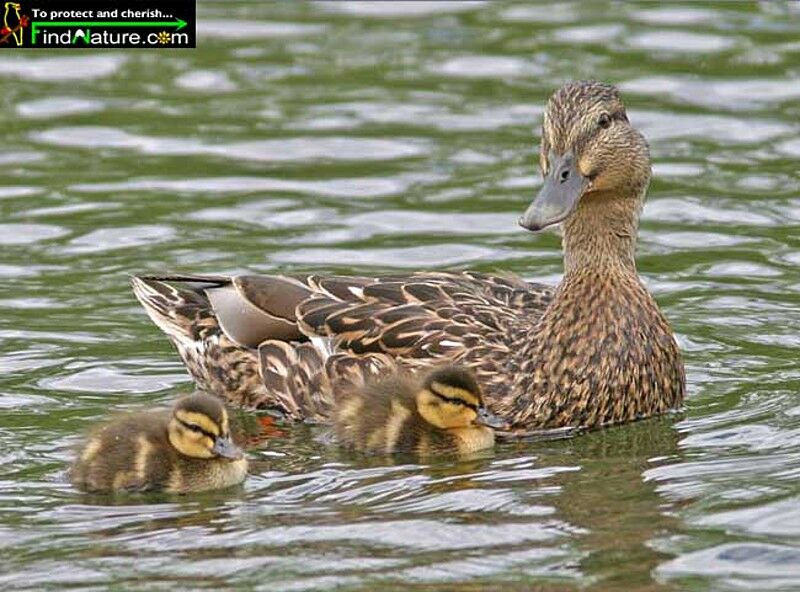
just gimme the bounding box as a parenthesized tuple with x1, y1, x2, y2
(131, 275, 221, 346)
(133, 275, 276, 410)
(134, 273, 232, 286)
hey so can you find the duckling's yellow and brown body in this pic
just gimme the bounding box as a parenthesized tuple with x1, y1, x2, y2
(335, 366, 506, 456)
(71, 392, 247, 493)
(131, 81, 685, 431)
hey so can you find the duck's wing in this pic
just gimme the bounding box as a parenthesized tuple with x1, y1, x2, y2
(137, 271, 553, 356)
(295, 272, 553, 372)
(265, 271, 554, 415)
(132, 272, 553, 419)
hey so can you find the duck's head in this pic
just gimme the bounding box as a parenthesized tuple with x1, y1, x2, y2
(167, 392, 243, 461)
(520, 80, 651, 232)
(416, 366, 508, 430)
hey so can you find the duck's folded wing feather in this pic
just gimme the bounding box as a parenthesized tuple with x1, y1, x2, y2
(295, 271, 554, 366)
(257, 339, 395, 420)
(141, 271, 553, 362)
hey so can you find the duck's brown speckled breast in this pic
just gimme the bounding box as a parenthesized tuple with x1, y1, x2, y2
(501, 267, 685, 430)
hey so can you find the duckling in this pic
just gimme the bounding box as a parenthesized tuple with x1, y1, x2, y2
(334, 366, 508, 456)
(71, 392, 247, 493)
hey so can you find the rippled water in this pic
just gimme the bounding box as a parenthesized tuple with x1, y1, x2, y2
(1, 1, 799, 590)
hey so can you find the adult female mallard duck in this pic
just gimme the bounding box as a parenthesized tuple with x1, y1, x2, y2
(335, 365, 507, 456)
(71, 392, 247, 493)
(131, 81, 685, 431)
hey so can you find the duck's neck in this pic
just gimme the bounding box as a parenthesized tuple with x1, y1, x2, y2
(561, 190, 641, 277)
(505, 186, 683, 429)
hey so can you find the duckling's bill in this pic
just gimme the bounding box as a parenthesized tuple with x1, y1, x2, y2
(212, 434, 243, 460)
(476, 406, 509, 430)
(520, 151, 589, 231)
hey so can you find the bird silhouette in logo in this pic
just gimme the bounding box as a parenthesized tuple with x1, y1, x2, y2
(1, 2, 29, 46)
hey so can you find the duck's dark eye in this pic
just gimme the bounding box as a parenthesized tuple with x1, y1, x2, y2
(186, 423, 203, 433)
(598, 113, 611, 129)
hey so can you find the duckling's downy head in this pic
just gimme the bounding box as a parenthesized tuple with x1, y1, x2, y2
(167, 392, 243, 460)
(520, 80, 651, 232)
(416, 366, 508, 430)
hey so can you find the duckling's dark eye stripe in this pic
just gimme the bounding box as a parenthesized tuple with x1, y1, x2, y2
(177, 419, 214, 439)
(432, 392, 479, 412)
(430, 382, 480, 408)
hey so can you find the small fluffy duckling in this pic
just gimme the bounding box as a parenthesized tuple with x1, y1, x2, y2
(71, 392, 247, 494)
(334, 366, 508, 456)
